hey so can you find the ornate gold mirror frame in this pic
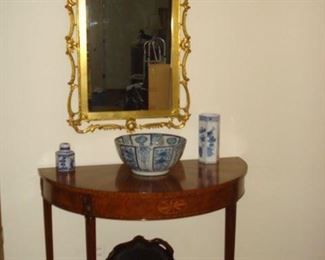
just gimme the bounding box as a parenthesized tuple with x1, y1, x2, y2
(65, 0, 191, 133)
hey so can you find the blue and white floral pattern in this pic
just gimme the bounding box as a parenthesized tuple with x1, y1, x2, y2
(206, 127, 217, 156)
(120, 146, 139, 170)
(151, 133, 163, 145)
(134, 135, 148, 145)
(122, 135, 132, 145)
(115, 133, 186, 176)
(56, 143, 75, 173)
(199, 126, 206, 158)
(166, 137, 178, 145)
(136, 135, 151, 171)
(199, 114, 220, 164)
(153, 147, 173, 171)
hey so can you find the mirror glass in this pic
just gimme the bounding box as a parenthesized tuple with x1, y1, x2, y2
(86, 0, 172, 112)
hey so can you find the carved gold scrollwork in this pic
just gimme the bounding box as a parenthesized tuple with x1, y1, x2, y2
(65, 0, 191, 133)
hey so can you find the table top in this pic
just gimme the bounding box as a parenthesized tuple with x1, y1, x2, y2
(39, 157, 247, 220)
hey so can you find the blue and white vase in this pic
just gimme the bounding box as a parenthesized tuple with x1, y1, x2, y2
(199, 113, 220, 164)
(56, 143, 75, 173)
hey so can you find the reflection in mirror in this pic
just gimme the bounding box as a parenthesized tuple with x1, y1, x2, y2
(86, 0, 172, 112)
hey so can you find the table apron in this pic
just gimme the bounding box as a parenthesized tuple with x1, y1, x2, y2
(41, 178, 245, 220)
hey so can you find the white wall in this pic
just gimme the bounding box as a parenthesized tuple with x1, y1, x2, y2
(0, 0, 324, 260)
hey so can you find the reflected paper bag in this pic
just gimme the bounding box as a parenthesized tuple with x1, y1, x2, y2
(148, 64, 172, 110)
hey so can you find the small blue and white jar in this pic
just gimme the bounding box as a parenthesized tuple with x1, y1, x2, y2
(199, 113, 220, 164)
(56, 143, 75, 173)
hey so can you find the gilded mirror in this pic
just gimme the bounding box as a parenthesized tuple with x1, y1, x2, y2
(66, 0, 191, 133)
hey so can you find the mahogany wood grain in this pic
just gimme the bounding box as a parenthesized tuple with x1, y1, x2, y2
(85, 216, 96, 260)
(225, 204, 237, 260)
(43, 200, 53, 260)
(39, 157, 247, 260)
(40, 158, 246, 220)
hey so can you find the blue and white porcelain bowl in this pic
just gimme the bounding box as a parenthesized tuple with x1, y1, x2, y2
(115, 133, 186, 176)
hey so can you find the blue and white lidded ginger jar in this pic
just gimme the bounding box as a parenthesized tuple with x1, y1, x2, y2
(56, 143, 75, 173)
(199, 113, 220, 164)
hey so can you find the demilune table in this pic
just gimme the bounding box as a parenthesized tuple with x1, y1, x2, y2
(39, 157, 247, 260)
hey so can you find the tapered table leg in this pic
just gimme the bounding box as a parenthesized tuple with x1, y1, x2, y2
(43, 199, 53, 260)
(225, 203, 237, 260)
(85, 216, 96, 260)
